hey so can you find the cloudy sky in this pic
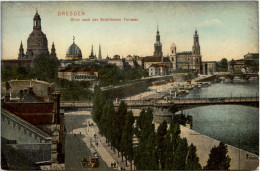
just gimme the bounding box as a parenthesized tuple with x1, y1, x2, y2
(1, 1, 259, 61)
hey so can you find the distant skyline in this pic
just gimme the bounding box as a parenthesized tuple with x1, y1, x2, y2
(1, 1, 259, 61)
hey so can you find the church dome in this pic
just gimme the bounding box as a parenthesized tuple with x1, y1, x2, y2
(171, 43, 176, 48)
(66, 40, 82, 60)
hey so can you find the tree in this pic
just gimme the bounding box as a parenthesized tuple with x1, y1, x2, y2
(134, 108, 158, 170)
(113, 101, 127, 159)
(106, 101, 116, 149)
(33, 54, 59, 82)
(134, 131, 159, 170)
(92, 86, 105, 124)
(157, 120, 168, 169)
(205, 142, 231, 170)
(216, 58, 228, 72)
(186, 143, 202, 170)
(121, 111, 135, 167)
(135, 108, 154, 142)
(98, 64, 122, 86)
(172, 137, 189, 169)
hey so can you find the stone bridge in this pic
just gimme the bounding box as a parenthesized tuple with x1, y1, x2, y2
(61, 96, 259, 114)
(214, 73, 259, 81)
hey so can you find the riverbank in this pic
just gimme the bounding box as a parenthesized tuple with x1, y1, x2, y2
(180, 125, 259, 170)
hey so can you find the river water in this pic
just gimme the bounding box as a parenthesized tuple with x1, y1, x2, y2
(178, 80, 259, 154)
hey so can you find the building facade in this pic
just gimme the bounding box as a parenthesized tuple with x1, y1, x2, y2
(202, 61, 217, 75)
(58, 67, 98, 81)
(228, 53, 259, 74)
(19, 10, 50, 60)
(170, 29, 203, 74)
(1, 82, 65, 170)
(149, 63, 169, 77)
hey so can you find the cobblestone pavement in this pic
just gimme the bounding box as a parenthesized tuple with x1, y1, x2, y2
(66, 110, 135, 170)
(65, 111, 109, 170)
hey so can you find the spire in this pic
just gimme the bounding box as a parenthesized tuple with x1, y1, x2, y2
(154, 23, 163, 58)
(50, 41, 56, 58)
(18, 40, 25, 59)
(98, 44, 102, 60)
(89, 44, 95, 59)
(36, 8, 38, 14)
(73, 36, 75, 43)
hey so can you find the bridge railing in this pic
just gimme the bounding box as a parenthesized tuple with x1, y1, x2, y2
(170, 97, 258, 104)
(60, 96, 258, 107)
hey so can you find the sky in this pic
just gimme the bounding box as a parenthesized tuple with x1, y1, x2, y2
(1, 1, 259, 61)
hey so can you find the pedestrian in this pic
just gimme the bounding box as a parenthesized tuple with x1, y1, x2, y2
(111, 162, 113, 168)
(114, 162, 116, 167)
(97, 142, 98, 147)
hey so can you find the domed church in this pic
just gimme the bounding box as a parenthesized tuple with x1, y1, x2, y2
(66, 37, 82, 60)
(18, 9, 57, 60)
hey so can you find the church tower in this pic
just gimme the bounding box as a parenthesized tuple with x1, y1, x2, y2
(26, 9, 49, 59)
(50, 42, 57, 58)
(192, 29, 200, 55)
(170, 43, 177, 70)
(33, 9, 41, 31)
(153, 25, 163, 58)
(98, 44, 102, 60)
(18, 41, 25, 59)
(192, 29, 202, 74)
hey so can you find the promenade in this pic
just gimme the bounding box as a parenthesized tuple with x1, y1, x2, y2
(66, 110, 134, 170)
(180, 125, 259, 170)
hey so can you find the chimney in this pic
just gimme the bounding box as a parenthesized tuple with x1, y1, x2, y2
(52, 92, 61, 124)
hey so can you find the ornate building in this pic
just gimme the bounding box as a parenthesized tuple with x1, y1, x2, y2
(2, 10, 56, 68)
(141, 25, 171, 71)
(154, 25, 163, 58)
(170, 29, 203, 74)
(66, 37, 82, 60)
(18, 9, 49, 60)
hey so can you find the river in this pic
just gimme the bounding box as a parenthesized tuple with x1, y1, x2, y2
(178, 80, 259, 154)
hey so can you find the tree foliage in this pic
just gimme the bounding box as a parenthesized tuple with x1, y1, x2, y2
(216, 58, 228, 72)
(186, 144, 202, 170)
(205, 142, 231, 170)
(32, 54, 59, 82)
(92, 85, 105, 123)
(121, 111, 135, 165)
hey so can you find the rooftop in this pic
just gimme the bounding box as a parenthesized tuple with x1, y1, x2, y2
(59, 67, 98, 73)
